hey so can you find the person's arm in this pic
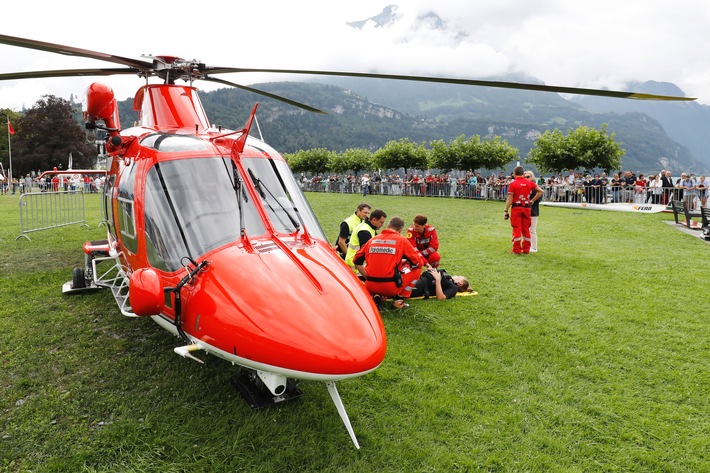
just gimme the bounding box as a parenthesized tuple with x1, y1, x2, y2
(403, 239, 427, 268)
(427, 228, 439, 252)
(353, 247, 368, 278)
(504, 193, 513, 219)
(531, 186, 543, 203)
(337, 221, 350, 254)
(428, 268, 447, 300)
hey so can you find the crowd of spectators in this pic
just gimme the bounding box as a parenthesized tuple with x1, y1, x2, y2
(0, 173, 105, 195)
(299, 169, 708, 209)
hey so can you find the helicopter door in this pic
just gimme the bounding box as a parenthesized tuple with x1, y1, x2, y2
(102, 172, 116, 240)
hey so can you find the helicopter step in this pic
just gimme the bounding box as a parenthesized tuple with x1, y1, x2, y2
(87, 253, 136, 317)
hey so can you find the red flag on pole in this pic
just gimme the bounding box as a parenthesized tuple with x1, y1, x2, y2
(7, 118, 15, 135)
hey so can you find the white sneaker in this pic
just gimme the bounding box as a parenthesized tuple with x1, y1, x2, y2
(530, 249, 538, 253)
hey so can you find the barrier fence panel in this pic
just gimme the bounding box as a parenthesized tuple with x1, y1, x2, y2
(17, 191, 89, 241)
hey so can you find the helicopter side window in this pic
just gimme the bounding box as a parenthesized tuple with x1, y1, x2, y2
(116, 161, 138, 254)
(143, 157, 265, 272)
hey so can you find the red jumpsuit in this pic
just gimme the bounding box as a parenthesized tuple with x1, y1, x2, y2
(507, 176, 539, 254)
(353, 228, 427, 299)
(406, 224, 440, 268)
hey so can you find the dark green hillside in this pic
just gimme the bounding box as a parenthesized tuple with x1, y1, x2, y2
(116, 81, 700, 173)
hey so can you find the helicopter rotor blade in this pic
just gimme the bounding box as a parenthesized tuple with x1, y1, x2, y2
(202, 77, 326, 114)
(0, 33, 694, 104)
(0, 33, 153, 70)
(0, 68, 139, 82)
(205, 66, 695, 101)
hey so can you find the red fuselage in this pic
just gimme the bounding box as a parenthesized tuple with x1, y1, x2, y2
(100, 84, 386, 381)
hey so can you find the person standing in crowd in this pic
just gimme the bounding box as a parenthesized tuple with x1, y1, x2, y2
(360, 173, 371, 197)
(634, 173, 647, 204)
(353, 216, 426, 309)
(345, 209, 387, 273)
(335, 203, 370, 259)
(679, 174, 697, 210)
(524, 170, 541, 253)
(590, 174, 603, 204)
(696, 175, 709, 208)
(600, 172, 610, 203)
(648, 174, 663, 204)
(610, 173, 621, 203)
(406, 214, 441, 268)
(661, 170, 674, 205)
(623, 171, 637, 203)
(504, 166, 543, 255)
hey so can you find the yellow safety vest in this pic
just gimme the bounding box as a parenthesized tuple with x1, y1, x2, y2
(335, 213, 362, 258)
(345, 220, 377, 270)
(342, 213, 362, 242)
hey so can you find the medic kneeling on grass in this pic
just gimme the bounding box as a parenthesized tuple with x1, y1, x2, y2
(353, 216, 427, 310)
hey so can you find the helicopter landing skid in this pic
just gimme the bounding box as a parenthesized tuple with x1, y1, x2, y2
(230, 369, 303, 409)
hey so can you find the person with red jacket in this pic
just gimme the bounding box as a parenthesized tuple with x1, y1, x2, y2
(353, 216, 427, 309)
(504, 166, 543, 255)
(406, 214, 440, 268)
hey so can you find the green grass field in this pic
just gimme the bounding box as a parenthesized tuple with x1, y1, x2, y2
(1, 191, 709, 472)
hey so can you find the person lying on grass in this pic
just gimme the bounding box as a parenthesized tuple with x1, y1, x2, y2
(409, 266, 473, 300)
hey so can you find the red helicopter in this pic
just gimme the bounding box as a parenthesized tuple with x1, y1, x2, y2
(0, 34, 693, 449)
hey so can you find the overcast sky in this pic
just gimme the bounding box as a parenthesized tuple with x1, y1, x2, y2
(2, 0, 709, 110)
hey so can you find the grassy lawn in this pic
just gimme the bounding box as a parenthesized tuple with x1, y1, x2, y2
(1, 191, 709, 472)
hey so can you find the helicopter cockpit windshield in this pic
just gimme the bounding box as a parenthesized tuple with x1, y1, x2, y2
(242, 157, 326, 241)
(143, 157, 265, 272)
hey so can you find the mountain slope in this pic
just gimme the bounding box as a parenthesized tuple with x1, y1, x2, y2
(116, 81, 700, 174)
(572, 81, 710, 169)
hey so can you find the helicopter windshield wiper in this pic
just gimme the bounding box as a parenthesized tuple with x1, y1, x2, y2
(221, 157, 249, 240)
(247, 168, 301, 233)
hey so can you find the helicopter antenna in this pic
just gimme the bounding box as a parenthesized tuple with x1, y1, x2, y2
(253, 114, 264, 142)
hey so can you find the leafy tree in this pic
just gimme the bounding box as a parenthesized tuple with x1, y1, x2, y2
(11, 95, 97, 176)
(429, 135, 518, 172)
(526, 129, 568, 173)
(478, 136, 519, 170)
(331, 148, 372, 175)
(569, 124, 625, 173)
(284, 148, 335, 175)
(372, 138, 427, 175)
(428, 139, 457, 172)
(527, 124, 624, 174)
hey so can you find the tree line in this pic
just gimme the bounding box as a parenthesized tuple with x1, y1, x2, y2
(285, 125, 625, 177)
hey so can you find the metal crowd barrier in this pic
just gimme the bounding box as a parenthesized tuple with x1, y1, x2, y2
(298, 180, 703, 208)
(16, 191, 89, 241)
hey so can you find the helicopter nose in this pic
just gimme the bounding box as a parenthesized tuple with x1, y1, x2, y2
(183, 242, 386, 379)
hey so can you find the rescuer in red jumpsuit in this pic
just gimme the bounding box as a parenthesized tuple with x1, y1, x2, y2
(504, 166, 543, 254)
(406, 213, 440, 268)
(353, 216, 427, 309)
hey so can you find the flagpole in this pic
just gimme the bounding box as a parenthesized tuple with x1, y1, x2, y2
(7, 116, 12, 192)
